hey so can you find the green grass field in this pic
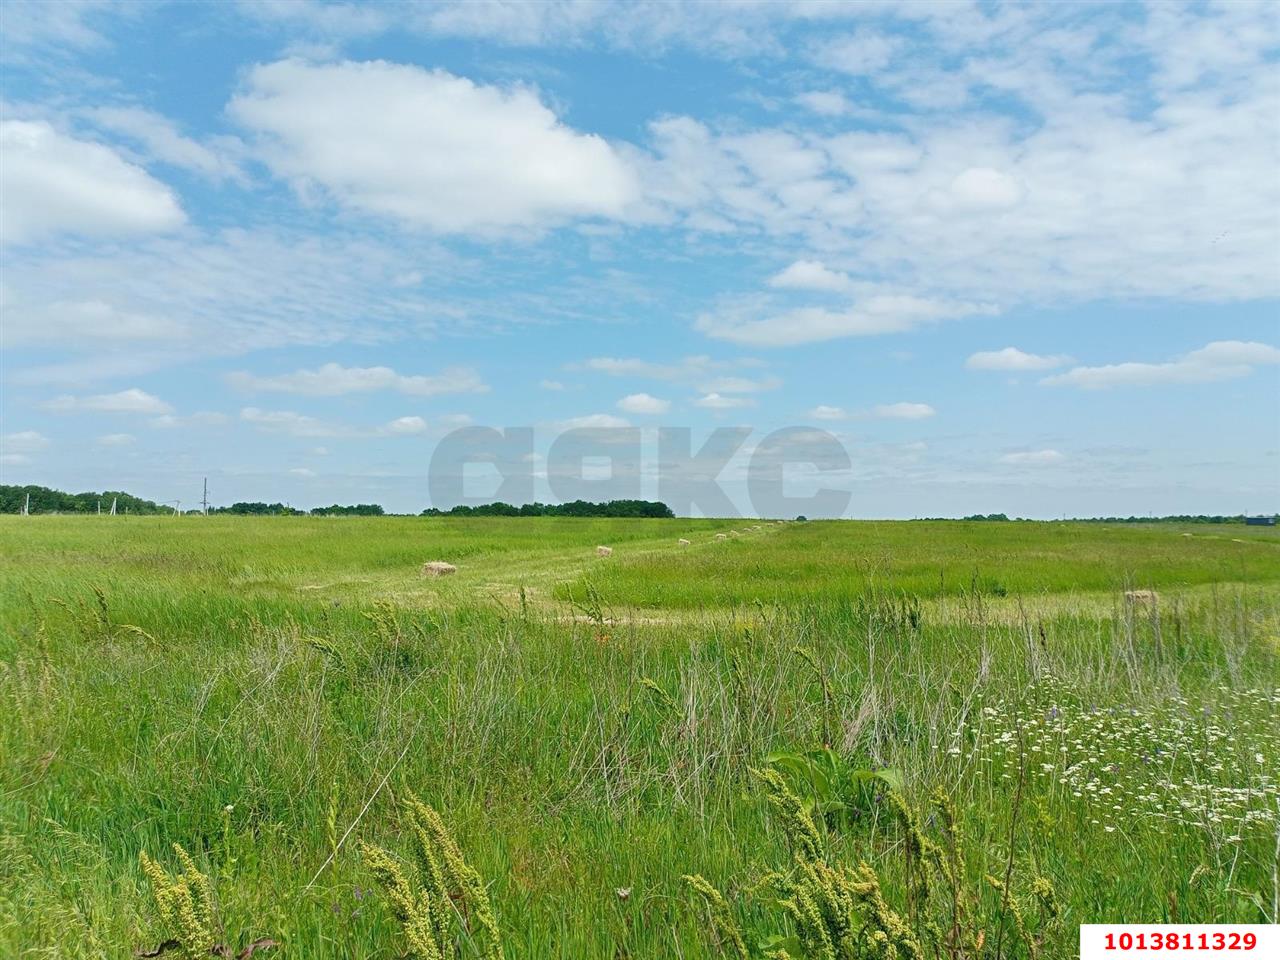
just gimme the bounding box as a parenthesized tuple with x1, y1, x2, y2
(2, 517, 1277, 958)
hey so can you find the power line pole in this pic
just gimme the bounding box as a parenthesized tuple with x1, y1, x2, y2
(201, 477, 209, 516)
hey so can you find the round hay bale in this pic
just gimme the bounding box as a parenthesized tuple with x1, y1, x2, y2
(678, 538, 691, 546)
(596, 545, 613, 557)
(714, 533, 728, 540)
(1124, 589, 1157, 604)
(421, 561, 457, 578)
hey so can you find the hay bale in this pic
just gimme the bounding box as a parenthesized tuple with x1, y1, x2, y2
(596, 545, 613, 557)
(678, 538, 691, 546)
(729, 529, 741, 537)
(1124, 589, 1158, 604)
(714, 533, 728, 540)
(421, 561, 457, 578)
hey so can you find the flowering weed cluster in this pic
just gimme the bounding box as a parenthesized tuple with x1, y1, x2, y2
(951, 677, 1279, 842)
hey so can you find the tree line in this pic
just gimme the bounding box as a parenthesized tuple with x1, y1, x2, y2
(420, 499, 675, 518)
(2, 485, 675, 518)
(0, 484, 169, 514)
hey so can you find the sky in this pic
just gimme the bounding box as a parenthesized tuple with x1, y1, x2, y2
(1, 0, 1278, 518)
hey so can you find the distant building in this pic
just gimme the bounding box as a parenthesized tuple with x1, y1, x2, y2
(1245, 516, 1277, 526)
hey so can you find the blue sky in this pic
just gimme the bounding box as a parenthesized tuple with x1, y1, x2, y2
(1, 0, 1277, 517)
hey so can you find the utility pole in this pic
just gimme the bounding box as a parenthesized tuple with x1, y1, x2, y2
(110, 497, 117, 516)
(22, 493, 30, 516)
(201, 477, 209, 516)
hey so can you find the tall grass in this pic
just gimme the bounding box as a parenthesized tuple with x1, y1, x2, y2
(0, 517, 1276, 956)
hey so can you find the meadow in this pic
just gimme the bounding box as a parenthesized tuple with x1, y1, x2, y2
(1, 516, 1276, 958)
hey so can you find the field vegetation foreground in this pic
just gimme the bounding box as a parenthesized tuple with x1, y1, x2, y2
(1, 516, 1277, 958)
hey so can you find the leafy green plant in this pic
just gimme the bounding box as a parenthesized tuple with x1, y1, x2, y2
(765, 748, 903, 830)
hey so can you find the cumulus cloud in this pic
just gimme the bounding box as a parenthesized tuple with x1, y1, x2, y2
(228, 363, 487, 397)
(381, 415, 427, 435)
(808, 405, 847, 420)
(871, 402, 935, 420)
(695, 392, 754, 410)
(555, 413, 631, 429)
(44, 388, 172, 415)
(967, 347, 1072, 372)
(0, 120, 184, 244)
(150, 412, 229, 429)
(229, 59, 640, 233)
(1041, 341, 1280, 389)
(617, 392, 670, 414)
(768, 260, 852, 293)
(794, 91, 850, 116)
(999, 449, 1066, 465)
(641, 4, 1280, 311)
(697, 295, 993, 347)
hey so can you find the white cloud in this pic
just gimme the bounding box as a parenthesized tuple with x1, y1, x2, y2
(2, 430, 50, 453)
(45, 388, 173, 415)
(999, 449, 1066, 465)
(555, 413, 631, 429)
(229, 59, 640, 233)
(794, 90, 850, 116)
(539, 379, 566, 391)
(86, 106, 246, 182)
(2, 227, 461, 381)
(4, 298, 190, 346)
(578, 355, 771, 392)
(1041, 340, 1280, 389)
(241, 407, 345, 438)
(150, 412, 229, 429)
(768, 260, 852, 293)
(808, 405, 847, 420)
(642, 7, 1280, 312)
(95, 433, 136, 446)
(814, 30, 901, 75)
(695, 392, 754, 410)
(289, 467, 316, 477)
(228, 363, 487, 397)
(967, 347, 1072, 372)
(0, 120, 184, 244)
(617, 392, 670, 414)
(871, 402, 935, 420)
(944, 167, 1022, 211)
(380, 415, 428, 435)
(697, 295, 992, 347)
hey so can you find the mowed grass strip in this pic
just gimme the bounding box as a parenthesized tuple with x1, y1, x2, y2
(561, 520, 1280, 608)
